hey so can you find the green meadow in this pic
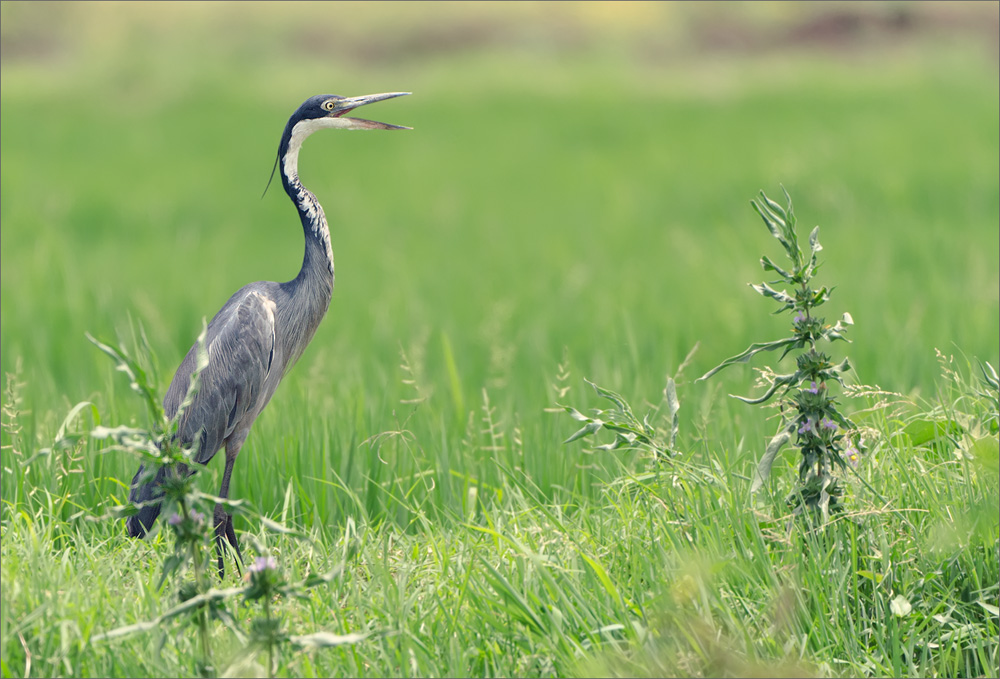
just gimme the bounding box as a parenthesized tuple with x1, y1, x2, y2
(1, 3, 997, 677)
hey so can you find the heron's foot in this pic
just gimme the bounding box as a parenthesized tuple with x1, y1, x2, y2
(213, 504, 244, 579)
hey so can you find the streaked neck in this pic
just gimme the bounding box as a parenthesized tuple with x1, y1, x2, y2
(280, 120, 335, 291)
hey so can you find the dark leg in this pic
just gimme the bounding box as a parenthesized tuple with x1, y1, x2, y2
(214, 436, 246, 578)
(213, 504, 244, 578)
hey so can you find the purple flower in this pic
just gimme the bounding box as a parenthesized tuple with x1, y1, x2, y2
(846, 446, 860, 467)
(798, 417, 816, 435)
(794, 311, 807, 324)
(820, 417, 837, 431)
(806, 381, 820, 395)
(250, 556, 278, 574)
(168, 510, 205, 528)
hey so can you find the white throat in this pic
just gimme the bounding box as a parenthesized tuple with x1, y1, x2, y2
(282, 118, 346, 278)
(283, 117, 356, 181)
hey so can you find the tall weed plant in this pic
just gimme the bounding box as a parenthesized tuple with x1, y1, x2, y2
(700, 188, 857, 519)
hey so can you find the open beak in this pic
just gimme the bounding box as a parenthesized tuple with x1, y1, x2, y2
(331, 91, 411, 130)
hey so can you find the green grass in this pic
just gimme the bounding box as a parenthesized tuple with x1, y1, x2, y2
(2, 3, 998, 677)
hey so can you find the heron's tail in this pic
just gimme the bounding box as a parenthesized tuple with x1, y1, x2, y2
(125, 464, 169, 538)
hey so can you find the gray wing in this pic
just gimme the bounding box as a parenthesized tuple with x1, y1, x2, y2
(163, 287, 278, 465)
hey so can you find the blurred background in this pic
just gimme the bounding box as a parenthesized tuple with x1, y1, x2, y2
(2, 1, 998, 473)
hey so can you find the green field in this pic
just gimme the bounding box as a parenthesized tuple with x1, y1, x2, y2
(2, 3, 998, 677)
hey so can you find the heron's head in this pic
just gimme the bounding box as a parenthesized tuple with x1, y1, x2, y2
(288, 92, 411, 136)
(271, 91, 410, 194)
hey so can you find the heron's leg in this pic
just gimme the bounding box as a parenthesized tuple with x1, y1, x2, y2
(214, 433, 247, 578)
(213, 506, 243, 578)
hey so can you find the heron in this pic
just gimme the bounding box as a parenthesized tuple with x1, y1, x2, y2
(125, 92, 410, 576)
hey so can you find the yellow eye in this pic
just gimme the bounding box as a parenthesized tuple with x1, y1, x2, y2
(322, 100, 336, 111)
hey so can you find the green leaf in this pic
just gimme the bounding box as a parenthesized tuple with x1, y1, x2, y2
(808, 226, 822, 256)
(967, 436, 999, 473)
(902, 419, 963, 447)
(259, 515, 305, 536)
(754, 188, 800, 264)
(698, 337, 798, 381)
(760, 255, 792, 280)
(824, 312, 854, 342)
(810, 286, 831, 307)
(477, 557, 546, 635)
(761, 190, 789, 224)
(595, 436, 629, 452)
(751, 282, 795, 309)
(819, 357, 853, 387)
(817, 475, 833, 521)
(89, 425, 160, 456)
(977, 600, 1000, 617)
(578, 549, 621, 603)
(979, 360, 999, 390)
(857, 570, 884, 584)
(750, 423, 795, 494)
(564, 420, 602, 444)
(752, 197, 788, 249)
(779, 185, 795, 226)
(732, 371, 800, 405)
(586, 379, 634, 418)
(806, 225, 822, 277)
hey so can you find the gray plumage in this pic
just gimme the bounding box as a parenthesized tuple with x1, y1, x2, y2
(125, 92, 410, 575)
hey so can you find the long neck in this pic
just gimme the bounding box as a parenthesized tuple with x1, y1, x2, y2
(279, 124, 335, 303)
